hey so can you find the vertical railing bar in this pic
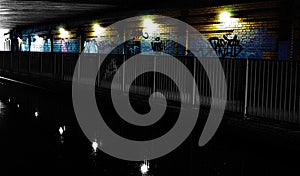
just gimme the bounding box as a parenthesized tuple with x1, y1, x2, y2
(293, 62, 298, 123)
(257, 60, 262, 117)
(228, 60, 232, 111)
(201, 59, 204, 105)
(10, 51, 12, 70)
(239, 60, 244, 112)
(212, 59, 216, 108)
(185, 58, 188, 103)
(179, 57, 182, 102)
(298, 62, 300, 124)
(233, 60, 237, 112)
(269, 61, 274, 119)
(279, 62, 284, 121)
(205, 59, 209, 105)
(53, 53, 56, 78)
(153, 56, 157, 97)
(274, 61, 280, 120)
(29, 52, 31, 73)
(283, 61, 288, 122)
(244, 59, 249, 118)
(40, 53, 43, 74)
(97, 54, 101, 88)
(172, 56, 175, 100)
(253, 60, 257, 117)
(224, 60, 227, 110)
(288, 62, 293, 122)
(209, 59, 213, 106)
(265, 61, 270, 119)
(18, 52, 20, 73)
(61, 54, 64, 80)
(122, 55, 126, 92)
(249, 60, 253, 116)
(202, 59, 206, 105)
(261, 61, 266, 118)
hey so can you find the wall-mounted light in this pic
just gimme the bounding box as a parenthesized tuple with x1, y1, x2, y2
(143, 17, 158, 34)
(219, 11, 232, 23)
(93, 23, 105, 36)
(218, 11, 239, 29)
(59, 27, 69, 39)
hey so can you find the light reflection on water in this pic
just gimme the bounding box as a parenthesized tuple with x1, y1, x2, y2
(1, 80, 300, 175)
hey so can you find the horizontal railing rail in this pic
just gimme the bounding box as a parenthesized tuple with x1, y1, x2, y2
(0, 51, 299, 125)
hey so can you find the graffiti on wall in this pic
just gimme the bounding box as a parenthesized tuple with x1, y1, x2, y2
(125, 40, 140, 55)
(209, 35, 243, 58)
(104, 58, 118, 81)
(60, 39, 79, 53)
(151, 37, 163, 52)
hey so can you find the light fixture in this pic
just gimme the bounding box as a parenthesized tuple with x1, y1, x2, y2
(93, 23, 105, 36)
(59, 27, 69, 39)
(219, 11, 232, 23)
(218, 11, 239, 29)
(143, 17, 158, 34)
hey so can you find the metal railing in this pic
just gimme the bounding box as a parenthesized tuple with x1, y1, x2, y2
(0, 51, 299, 124)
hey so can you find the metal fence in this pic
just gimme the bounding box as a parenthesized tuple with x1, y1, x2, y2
(0, 51, 299, 124)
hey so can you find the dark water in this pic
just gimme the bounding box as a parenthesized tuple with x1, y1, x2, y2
(1, 79, 300, 176)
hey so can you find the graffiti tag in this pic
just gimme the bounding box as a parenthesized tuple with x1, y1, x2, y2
(209, 35, 243, 58)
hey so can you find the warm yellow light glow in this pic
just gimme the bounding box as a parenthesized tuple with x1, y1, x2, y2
(218, 11, 239, 29)
(143, 17, 158, 34)
(59, 28, 69, 39)
(17, 37, 23, 49)
(219, 11, 231, 23)
(93, 24, 105, 36)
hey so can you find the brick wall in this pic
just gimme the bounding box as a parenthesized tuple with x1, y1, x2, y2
(14, 1, 297, 60)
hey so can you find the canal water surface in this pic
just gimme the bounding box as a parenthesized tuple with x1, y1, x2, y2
(1, 79, 300, 176)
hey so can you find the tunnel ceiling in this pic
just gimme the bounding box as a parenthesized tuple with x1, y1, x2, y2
(0, 0, 277, 30)
(0, 0, 116, 29)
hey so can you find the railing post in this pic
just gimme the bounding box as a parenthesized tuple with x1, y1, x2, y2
(18, 52, 20, 73)
(78, 53, 81, 83)
(28, 53, 31, 73)
(244, 59, 249, 119)
(10, 51, 12, 70)
(53, 53, 56, 78)
(61, 54, 64, 80)
(40, 53, 43, 74)
(192, 57, 196, 106)
(153, 55, 156, 97)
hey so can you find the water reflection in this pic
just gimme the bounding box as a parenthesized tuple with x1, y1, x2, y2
(140, 159, 150, 175)
(1, 79, 300, 175)
(0, 100, 7, 117)
(34, 111, 39, 118)
(58, 126, 65, 144)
